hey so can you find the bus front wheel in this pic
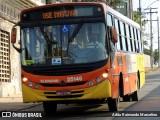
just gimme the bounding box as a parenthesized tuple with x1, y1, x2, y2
(43, 102, 57, 115)
(107, 98, 119, 111)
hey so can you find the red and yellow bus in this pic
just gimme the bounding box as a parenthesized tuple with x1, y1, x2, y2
(11, 2, 145, 114)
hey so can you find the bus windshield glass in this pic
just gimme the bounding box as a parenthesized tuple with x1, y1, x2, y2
(21, 22, 107, 66)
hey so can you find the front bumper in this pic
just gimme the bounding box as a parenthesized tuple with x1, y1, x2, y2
(22, 79, 111, 103)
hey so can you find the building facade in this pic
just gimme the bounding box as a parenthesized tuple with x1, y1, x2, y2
(0, 0, 45, 97)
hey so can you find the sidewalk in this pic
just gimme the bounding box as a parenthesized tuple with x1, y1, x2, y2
(0, 93, 41, 111)
(0, 93, 23, 103)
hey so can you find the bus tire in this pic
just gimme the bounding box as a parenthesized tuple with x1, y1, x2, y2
(131, 91, 138, 101)
(43, 102, 57, 115)
(107, 98, 119, 111)
(122, 95, 132, 102)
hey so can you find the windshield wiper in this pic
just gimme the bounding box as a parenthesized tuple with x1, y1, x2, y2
(39, 25, 54, 45)
(66, 22, 84, 54)
(68, 22, 84, 42)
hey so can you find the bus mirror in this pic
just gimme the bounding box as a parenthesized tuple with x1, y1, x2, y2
(112, 27, 118, 43)
(11, 21, 20, 43)
(11, 28, 17, 43)
(11, 21, 22, 53)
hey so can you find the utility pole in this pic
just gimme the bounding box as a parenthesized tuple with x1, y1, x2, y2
(144, 8, 158, 69)
(138, 0, 143, 53)
(150, 8, 153, 69)
(139, 0, 141, 27)
(158, 16, 160, 67)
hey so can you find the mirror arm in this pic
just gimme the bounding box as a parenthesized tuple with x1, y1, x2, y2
(12, 43, 22, 53)
(12, 21, 21, 29)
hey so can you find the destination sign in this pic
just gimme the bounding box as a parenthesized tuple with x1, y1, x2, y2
(42, 10, 78, 19)
(21, 5, 103, 22)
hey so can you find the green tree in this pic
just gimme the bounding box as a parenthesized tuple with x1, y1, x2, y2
(133, 11, 147, 26)
(154, 49, 159, 64)
(144, 48, 150, 55)
(106, 0, 120, 9)
(143, 40, 148, 47)
(133, 11, 149, 49)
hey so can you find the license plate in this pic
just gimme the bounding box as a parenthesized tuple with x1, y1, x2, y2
(56, 91, 71, 96)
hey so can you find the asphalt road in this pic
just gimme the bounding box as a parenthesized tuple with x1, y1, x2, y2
(1, 70, 160, 120)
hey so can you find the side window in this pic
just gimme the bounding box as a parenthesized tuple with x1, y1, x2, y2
(119, 21, 127, 51)
(130, 26, 135, 52)
(107, 13, 113, 26)
(137, 30, 142, 53)
(125, 24, 131, 51)
(114, 18, 121, 50)
(136, 29, 140, 53)
(133, 28, 138, 52)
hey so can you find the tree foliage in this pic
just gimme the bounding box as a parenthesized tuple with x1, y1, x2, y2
(144, 48, 150, 55)
(154, 49, 159, 64)
(144, 48, 159, 64)
(108, 0, 120, 9)
(133, 11, 147, 26)
(143, 40, 149, 47)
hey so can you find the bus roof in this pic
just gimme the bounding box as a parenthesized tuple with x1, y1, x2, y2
(21, 2, 105, 13)
(20, 2, 140, 29)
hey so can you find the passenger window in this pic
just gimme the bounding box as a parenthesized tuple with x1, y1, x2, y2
(107, 13, 113, 26)
(125, 24, 131, 51)
(136, 29, 140, 53)
(137, 30, 142, 53)
(133, 28, 138, 52)
(130, 26, 135, 52)
(119, 21, 127, 51)
(114, 18, 121, 50)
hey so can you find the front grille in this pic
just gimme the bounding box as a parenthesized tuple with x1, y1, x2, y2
(40, 81, 87, 87)
(44, 90, 84, 94)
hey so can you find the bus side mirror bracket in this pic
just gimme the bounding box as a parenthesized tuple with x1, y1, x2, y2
(111, 27, 118, 43)
(11, 22, 21, 53)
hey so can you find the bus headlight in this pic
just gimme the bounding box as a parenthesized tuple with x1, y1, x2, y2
(88, 81, 94, 87)
(96, 78, 101, 83)
(28, 82, 32, 87)
(102, 73, 108, 78)
(22, 77, 28, 82)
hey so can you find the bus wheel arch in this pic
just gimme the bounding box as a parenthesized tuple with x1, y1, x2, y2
(130, 71, 140, 101)
(107, 72, 123, 111)
(119, 72, 132, 102)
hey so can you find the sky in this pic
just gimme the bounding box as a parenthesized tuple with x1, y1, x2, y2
(132, 0, 160, 50)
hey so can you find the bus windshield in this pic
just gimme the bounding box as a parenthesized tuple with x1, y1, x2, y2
(21, 22, 107, 66)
